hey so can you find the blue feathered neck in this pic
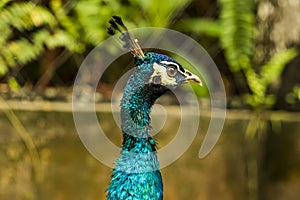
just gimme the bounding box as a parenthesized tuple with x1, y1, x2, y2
(120, 52, 172, 140)
(106, 52, 168, 200)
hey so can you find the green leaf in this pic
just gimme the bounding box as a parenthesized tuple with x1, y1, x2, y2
(132, 0, 192, 27)
(0, 2, 56, 31)
(0, 0, 11, 10)
(219, 0, 255, 72)
(175, 18, 222, 37)
(0, 57, 8, 76)
(260, 48, 298, 86)
(8, 77, 20, 92)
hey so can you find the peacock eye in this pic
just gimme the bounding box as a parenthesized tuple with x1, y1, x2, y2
(166, 65, 177, 77)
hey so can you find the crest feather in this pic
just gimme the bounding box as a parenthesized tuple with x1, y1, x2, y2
(107, 16, 144, 58)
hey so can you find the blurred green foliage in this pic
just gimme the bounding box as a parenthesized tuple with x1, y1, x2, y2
(218, 0, 297, 109)
(0, 0, 299, 110)
(286, 85, 300, 105)
(218, 0, 298, 109)
(244, 48, 298, 108)
(0, 0, 191, 81)
(219, 0, 255, 72)
(177, 0, 298, 109)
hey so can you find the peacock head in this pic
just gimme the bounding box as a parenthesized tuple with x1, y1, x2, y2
(108, 16, 202, 92)
(135, 52, 202, 89)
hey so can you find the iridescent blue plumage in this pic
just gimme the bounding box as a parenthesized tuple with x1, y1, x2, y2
(106, 17, 201, 200)
(107, 53, 168, 200)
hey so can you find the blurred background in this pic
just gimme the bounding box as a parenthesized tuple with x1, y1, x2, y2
(0, 0, 300, 199)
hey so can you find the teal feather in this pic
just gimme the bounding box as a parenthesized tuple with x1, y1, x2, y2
(107, 53, 169, 200)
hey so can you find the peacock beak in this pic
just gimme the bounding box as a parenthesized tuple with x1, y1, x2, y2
(184, 70, 202, 86)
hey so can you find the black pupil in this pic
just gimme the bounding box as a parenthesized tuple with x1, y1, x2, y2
(167, 66, 177, 76)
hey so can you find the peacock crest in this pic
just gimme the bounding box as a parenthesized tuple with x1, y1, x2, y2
(107, 16, 144, 58)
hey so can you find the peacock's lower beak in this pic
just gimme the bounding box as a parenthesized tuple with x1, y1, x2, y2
(184, 70, 202, 86)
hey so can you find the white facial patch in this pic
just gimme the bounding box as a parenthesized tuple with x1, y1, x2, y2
(149, 63, 177, 86)
(160, 61, 186, 76)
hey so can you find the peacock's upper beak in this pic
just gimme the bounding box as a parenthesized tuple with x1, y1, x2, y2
(184, 70, 202, 86)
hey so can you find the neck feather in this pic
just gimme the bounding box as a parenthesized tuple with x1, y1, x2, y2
(120, 76, 167, 151)
(106, 68, 165, 200)
(116, 81, 167, 173)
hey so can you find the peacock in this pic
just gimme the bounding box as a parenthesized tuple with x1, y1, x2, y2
(106, 16, 202, 200)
